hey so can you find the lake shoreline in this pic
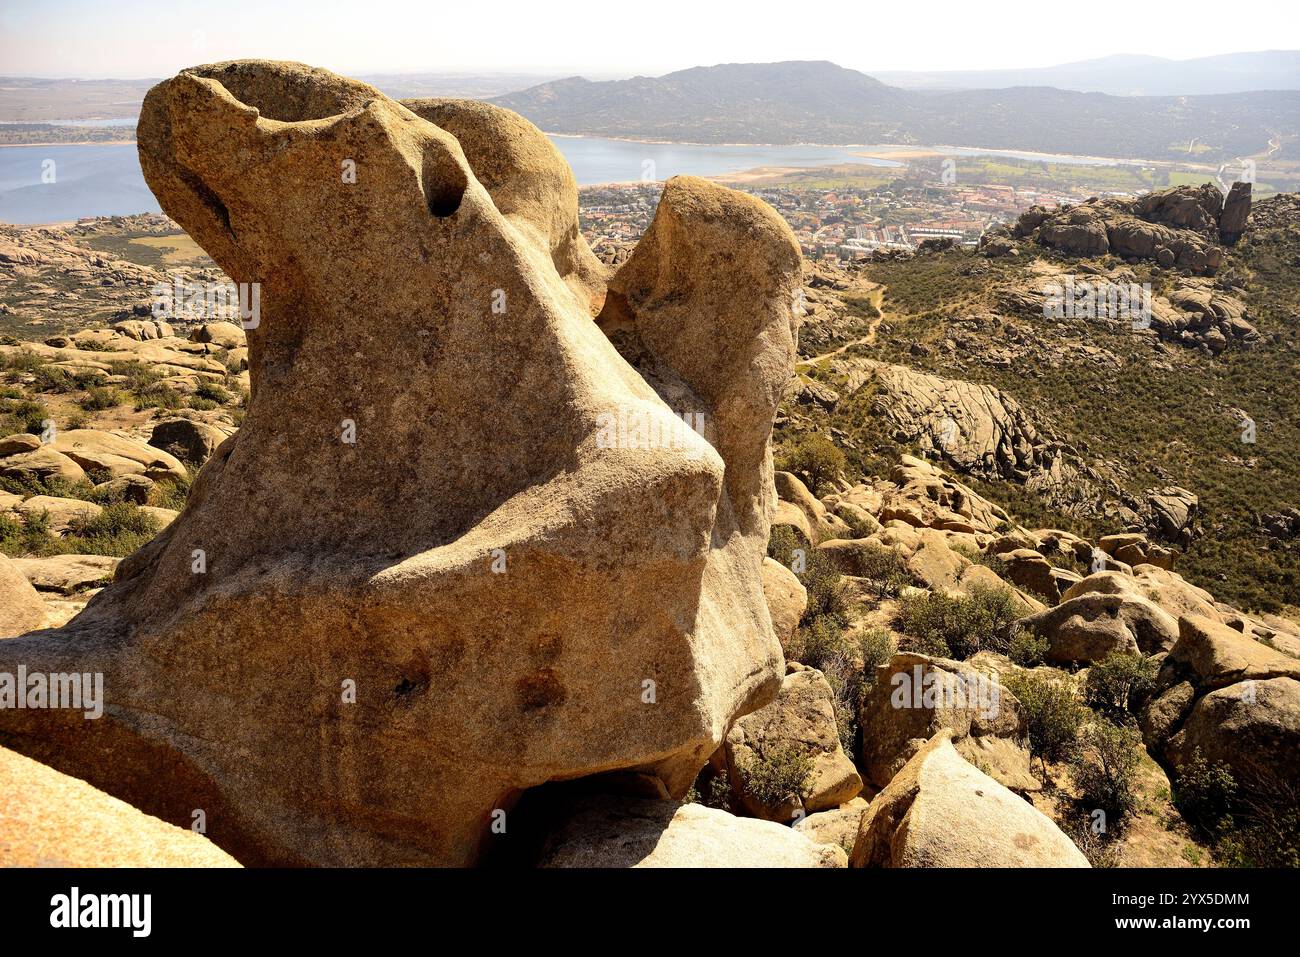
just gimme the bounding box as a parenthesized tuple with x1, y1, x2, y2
(0, 140, 137, 149)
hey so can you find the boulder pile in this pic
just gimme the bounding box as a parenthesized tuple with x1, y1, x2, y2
(1013, 183, 1251, 274)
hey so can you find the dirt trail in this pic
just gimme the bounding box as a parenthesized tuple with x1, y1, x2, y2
(797, 284, 886, 368)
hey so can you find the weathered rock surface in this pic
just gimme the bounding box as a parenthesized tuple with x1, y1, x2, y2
(0, 445, 87, 485)
(793, 797, 868, 854)
(9, 554, 120, 594)
(0, 746, 240, 867)
(50, 429, 188, 482)
(1142, 615, 1300, 804)
(1167, 678, 1300, 797)
(725, 667, 862, 820)
(761, 556, 807, 649)
(0, 554, 45, 637)
(149, 418, 233, 466)
(1218, 181, 1252, 243)
(12, 495, 102, 534)
(0, 61, 802, 867)
(850, 732, 1088, 868)
(836, 360, 1046, 480)
(537, 795, 847, 868)
(1150, 280, 1259, 354)
(772, 471, 850, 543)
(1014, 185, 1238, 275)
(188, 321, 246, 349)
(858, 653, 1033, 792)
(1014, 591, 1179, 664)
(1139, 486, 1200, 546)
(403, 97, 608, 317)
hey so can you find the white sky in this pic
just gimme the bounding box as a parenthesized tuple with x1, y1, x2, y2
(2, 0, 1297, 79)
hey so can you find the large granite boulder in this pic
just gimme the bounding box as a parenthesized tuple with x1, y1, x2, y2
(724, 666, 862, 821)
(0, 61, 801, 867)
(1013, 591, 1179, 664)
(537, 795, 846, 868)
(1141, 615, 1300, 805)
(0, 746, 240, 867)
(850, 732, 1088, 868)
(0, 554, 45, 638)
(858, 652, 1034, 792)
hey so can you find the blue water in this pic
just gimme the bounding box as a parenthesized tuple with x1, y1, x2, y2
(0, 144, 159, 223)
(0, 136, 1114, 225)
(548, 137, 899, 185)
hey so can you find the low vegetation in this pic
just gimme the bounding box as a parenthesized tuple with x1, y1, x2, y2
(740, 742, 812, 810)
(895, 582, 1020, 659)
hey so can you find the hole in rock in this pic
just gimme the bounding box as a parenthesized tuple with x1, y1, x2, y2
(422, 148, 468, 218)
(478, 772, 673, 869)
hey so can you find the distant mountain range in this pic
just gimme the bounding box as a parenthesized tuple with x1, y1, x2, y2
(873, 51, 1300, 96)
(493, 60, 1299, 160)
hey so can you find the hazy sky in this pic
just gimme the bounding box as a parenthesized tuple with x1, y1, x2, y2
(2, 0, 1297, 78)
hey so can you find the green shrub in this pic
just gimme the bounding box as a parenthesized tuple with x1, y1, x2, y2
(1069, 719, 1143, 823)
(769, 526, 849, 627)
(28, 365, 100, 395)
(766, 524, 801, 567)
(147, 473, 191, 512)
(0, 510, 53, 557)
(741, 743, 812, 810)
(860, 625, 897, 676)
(896, 582, 1019, 659)
(855, 543, 912, 597)
(1213, 787, 1300, 869)
(1170, 751, 1300, 866)
(1005, 671, 1085, 771)
(56, 502, 163, 557)
(133, 382, 183, 411)
(108, 360, 163, 393)
(787, 618, 852, 751)
(0, 350, 48, 374)
(194, 380, 233, 404)
(79, 385, 123, 411)
(0, 398, 50, 435)
(954, 542, 1010, 579)
(777, 434, 846, 493)
(685, 768, 733, 811)
(833, 504, 878, 539)
(1172, 749, 1237, 837)
(1008, 628, 1049, 666)
(1084, 652, 1159, 718)
(801, 549, 848, 625)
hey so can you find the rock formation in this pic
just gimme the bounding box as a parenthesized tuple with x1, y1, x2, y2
(723, 665, 863, 820)
(0, 554, 45, 638)
(0, 745, 240, 867)
(0, 61, 802, 866)
(857, 652, 1035, 792)
(1141, 615, 1300, 804)
(1012, 183, 1253, 275)
(849, 732, 1088, 867)
(537, 795, 847, 867)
